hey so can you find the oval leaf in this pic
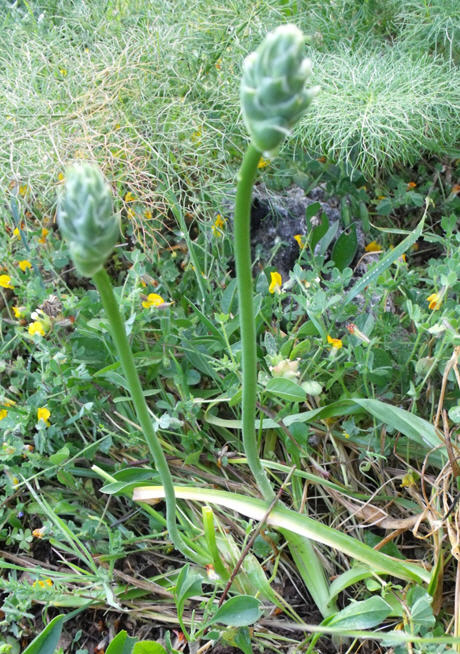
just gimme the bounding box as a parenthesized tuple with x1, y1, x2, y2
(327, 596, 392, 630)
(331, 226, 357, 271)
(265, 378, 306, 403)
(209, 596, 261, 627)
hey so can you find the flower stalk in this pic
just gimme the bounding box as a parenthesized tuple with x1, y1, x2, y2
(58, 164, 203, 563)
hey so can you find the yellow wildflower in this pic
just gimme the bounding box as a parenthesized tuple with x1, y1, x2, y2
(294, 234, 304, 248)
(257, 157, 270, 169)
(142, 293, 165, 309)
(13, 227, 21, 239)
(327, 334, 343, 349)
(59, 68, 67, 77)
(0, 409, 8, 421)
(18, 259, 32, 272)
(124, 191, 136, 202)
(57, 172, 65, 182)
(211, 214, 226, 237)
(19, 184, 29, 197)
(2, 398, 16, 407)
(37, 407, 51, 426)
(144, 209, 152, 220)
(28, 321, 46, 336)
(364, 241, 382, 253)
(0, 275, 14, 289)
(12, 306, 25, 318)
(400, 471, 418, 488)
(38, 228, 49, 244)
(426, 293, 442, 311)
(32, 527, 46, 539)
(269, 271, 282, 294)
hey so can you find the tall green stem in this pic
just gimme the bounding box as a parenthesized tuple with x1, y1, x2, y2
(93, 268, 203, 563)
(234, 143, 275, 501)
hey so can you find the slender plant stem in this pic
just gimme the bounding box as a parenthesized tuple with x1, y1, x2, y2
(93, 268, 203, 563)
(234, 143, 275, 501)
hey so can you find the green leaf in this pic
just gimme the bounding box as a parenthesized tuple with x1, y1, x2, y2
(209, 596, 261, 627)
(133, 487, 430, 584)
(23, 615, 64, 654)
(310, 211, 328, 249)
(265, 377, 306, 403)
(49, 446, 70, 465)
(174, 564, 202, 621)
(344, 212, 425, 305)
(106, 631, 138, 654)
(305, 201, 322, 221)
(331, 226, 357, 271)
(133, 642, 167, 654)
(326, 596, 392, 630)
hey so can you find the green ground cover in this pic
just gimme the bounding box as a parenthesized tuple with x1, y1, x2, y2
(0, 1, 459, 652)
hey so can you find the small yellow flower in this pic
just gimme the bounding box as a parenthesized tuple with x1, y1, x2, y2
(400, 471, 418, 488)
(19, 184, 29, 197)
(144, 209, 152, 220)
(191, 128, 202, 143)
(0, 275, 14, 289)
(327, 334, 343, 349)
(32, 527, 46, 539)
(18, 259, 32, 272)
(211, 214, 226, 237)
(269, 271, 282, 294)
(257, 157, 270, 169)
(142, 293, 165, 309)
(127, 208, 135, 220)
(2, 398, 16, 407)
(12, 306, 25, 318)
(426, 293, 442, 311)
(124, 191, 136, 202)
(12, 477, 19, 486)
(38, 228, 49, 244)
(294, 234, 304, 248)
(407, 181, 417, 190)
(0, 409, 8, 421)
(37, 407, 51, 425)
(57, 172, 65, 182)
(59, 68, 67, 77)
(364, 241, 382, 253)
(13, 227, 21, 239)
(29, 321, 46, 336)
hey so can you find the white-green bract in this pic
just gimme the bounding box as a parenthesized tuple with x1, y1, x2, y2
(58, 163, 120, 277)
(240, 24, 319, 155)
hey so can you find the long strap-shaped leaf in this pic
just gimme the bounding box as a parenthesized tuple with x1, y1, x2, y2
(344, 204, 427, 305)
(133, 486, 430, 584)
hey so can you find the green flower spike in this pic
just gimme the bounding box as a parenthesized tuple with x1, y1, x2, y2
(241, 24, 319, 155)
(58, 163, 119, 277)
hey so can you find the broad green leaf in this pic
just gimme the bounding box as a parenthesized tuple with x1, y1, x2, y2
(344, 212, 425, 305)
(209, 596, 261, 627)
(326, 596, 392, 629)
(352, 399, 441, 452)
(23, 615, 64, 654)
(310, 211, 329, 249)
(265, 378, 306, 403)
(305, 201, 322, 222)
(329, 566, 375, 602)
(133, 486, 430, 584)
(49, 446, 70, 465)
(316, 220, 339, 256)
(175, 564, 203, 620)
(331, 226, 357, 271)
(133, 642, 167, 654)
(106, 631, 138, 654)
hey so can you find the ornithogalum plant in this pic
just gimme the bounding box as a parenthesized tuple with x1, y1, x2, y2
(237, 24, 319, 501)
(58, 163, 203, 564)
